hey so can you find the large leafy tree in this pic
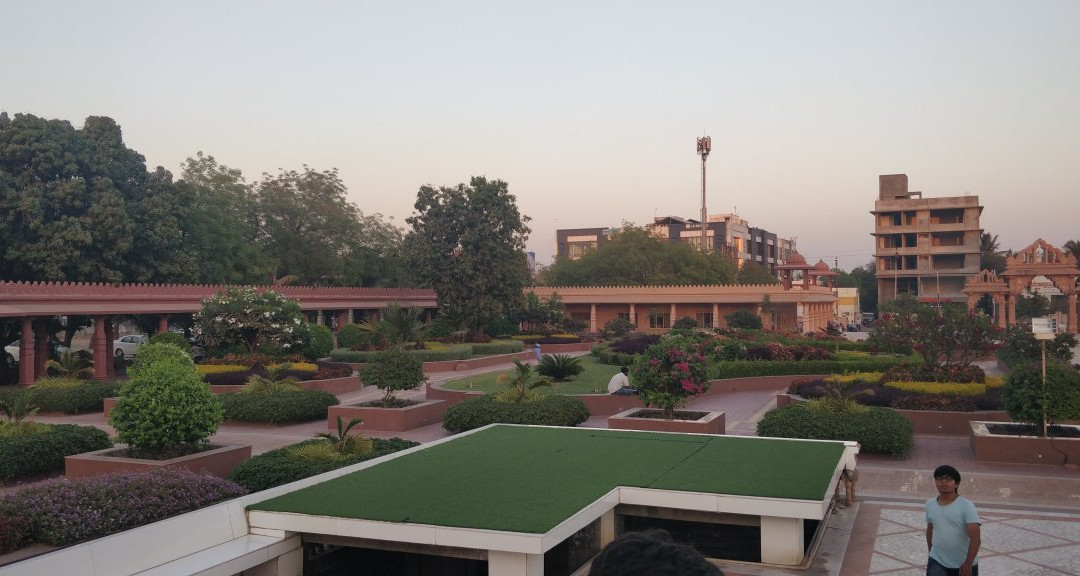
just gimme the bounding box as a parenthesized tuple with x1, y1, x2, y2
(836, 261, 878, 313)
(404, 176, 531, 337)
(191, 287, 306, 356)
(543, 225, 738, 286)
(868, 300, 1001, 373)
(1063, 240, 1080, 263)
(735, 261, 778, 285)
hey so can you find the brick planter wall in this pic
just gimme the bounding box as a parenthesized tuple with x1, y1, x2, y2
(774, 394, 1013, 436)
(970, 421, 1080, 465)
(608, 408, 725, 435)
(65, 443, 251, 480)
(328, 399, 448, 432)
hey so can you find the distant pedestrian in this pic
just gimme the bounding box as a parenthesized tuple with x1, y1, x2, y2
(607, 366, 637, 395)
(588, 529, 722, 576)
(926, 465, 981, 576)
(533, 343, 542, 361)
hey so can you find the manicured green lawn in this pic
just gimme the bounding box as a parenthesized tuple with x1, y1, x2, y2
(250, 425, 846, 533)
(441, 354, 622, 395)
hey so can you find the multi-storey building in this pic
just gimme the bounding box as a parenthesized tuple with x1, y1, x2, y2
(871, 174, 983, 305)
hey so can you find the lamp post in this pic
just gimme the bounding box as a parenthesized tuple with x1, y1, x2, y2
(696, 136, 711, 253)
(1033, 317, 1054, 437)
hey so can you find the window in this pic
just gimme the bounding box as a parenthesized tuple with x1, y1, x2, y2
(648, 312, 669, 329)
(696, 313, 714, 328)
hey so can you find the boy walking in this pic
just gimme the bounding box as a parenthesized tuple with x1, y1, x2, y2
(925, 465, 981, 576)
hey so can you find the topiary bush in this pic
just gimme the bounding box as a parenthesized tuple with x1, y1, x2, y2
(0, 469, 246, 546)
(442, 395, 590, 433)
(227, 437, 419, 492)
(1, 378, 118, 414)
(0, 424, 112, 482)
(757, 404, 913, 457)
(148, 331, 191, 353)
(128, 342, 195, 381)
(220, 389, 339, 423)
(611, 333, 661, 355)
(361, 347, 426, 405)
(337, 323, 365, 350)
(303, 324, 334, 361)
(109, 356, 223, 452)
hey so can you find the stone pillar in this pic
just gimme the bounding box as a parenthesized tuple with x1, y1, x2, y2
(712, 303, 719, 328)
(670, 304, 677, 325)
(316, 311, 324, 326)
(34, 320, 49, 380)
(1069, 293, 1078, 334)
(158, 314, 170, 334)
(488, 550, 544, 576)
(19, 318, 36, 387)
(1007, 293, 1016, 327)
(994, 295, 1006, 329)
(105, 319, 116, 380)
(590, 304, 597, 333)
(336, 310, 349, 332)
(629, 304, 636, 328)
(760, 516, 804, 566)
(92, 316, 109, 381)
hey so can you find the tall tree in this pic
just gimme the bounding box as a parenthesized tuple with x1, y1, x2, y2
(735, 261, 778, 285)
(404, 176, 531, 337)
(980, 232, 1007, 274)
(1063, 240, 1080, 263)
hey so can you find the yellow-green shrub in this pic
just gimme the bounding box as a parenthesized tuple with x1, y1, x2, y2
(271, 362, 317, 372)
(884, 381, 987, 396)
(984, 375, 1005, 389)
(824, 372, 883, 384)
(195, 364, 248, 375)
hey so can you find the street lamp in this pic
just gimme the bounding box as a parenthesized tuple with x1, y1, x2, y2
(696, 136, 711, 252)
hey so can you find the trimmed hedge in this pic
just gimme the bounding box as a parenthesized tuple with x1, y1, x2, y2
(220, 390, 339, 424)
(227, 437, 419, 492)
(756, 404, 913, 457)
(0, 514, 32, 554)
(329, 345, 472, 363)
(594, 347, 638, 367)
(0, 424, 113, 482)
(442, 395, 590, 433)
(710, 356, 919, 379)
(469, 340, 525, 355)
(0, 380, 119, 414)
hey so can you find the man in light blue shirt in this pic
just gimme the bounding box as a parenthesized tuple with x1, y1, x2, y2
(925, 465, 981, 576)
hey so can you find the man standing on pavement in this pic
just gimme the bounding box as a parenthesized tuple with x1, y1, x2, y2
(925, 464, 981, 576)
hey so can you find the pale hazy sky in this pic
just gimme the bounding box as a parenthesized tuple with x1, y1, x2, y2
(3, 1, 1078, 272)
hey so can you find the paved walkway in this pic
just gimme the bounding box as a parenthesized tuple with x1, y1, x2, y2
(10, 355, 1080, 575)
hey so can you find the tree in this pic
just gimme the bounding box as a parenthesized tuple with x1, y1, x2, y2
(980, 232, 1007, 274)
(725, 309, 763, 330)
(404, 176, 531, 337)
(631, 334, 709, 418)
(835, 261, 879, 313)
(1003, 361, 1080, 436)
(736, 261, 778, 285)
(191, 287, 306, 356)
(868, 302, 1001, 376)
(360, 347, 426, 406)
(1063, 240, 1080, 263)
(1014, 294, 1050, 321)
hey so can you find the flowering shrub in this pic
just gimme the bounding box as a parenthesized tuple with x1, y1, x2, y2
(0, 469, 246, 546)
(0, 514, 32, 554)
(631, 334, 709, 418)
(192, 287, 306, 356)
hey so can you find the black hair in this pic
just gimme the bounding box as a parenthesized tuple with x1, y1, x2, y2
(933, 465, 961, 484)
(620, 366, 629, 374)
(588, 529, 723, 576)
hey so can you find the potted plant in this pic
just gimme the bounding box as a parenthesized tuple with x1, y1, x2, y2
(66, 343, 250, 478)
(328, 346, 444, 431)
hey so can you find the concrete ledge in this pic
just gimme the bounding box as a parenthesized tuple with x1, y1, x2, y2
(608, 408, 725, 435)
(970, 421, 1080, 465)
(328, 399, 448, 431)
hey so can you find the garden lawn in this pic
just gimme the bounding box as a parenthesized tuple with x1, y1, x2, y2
(249, 425, 845, 534)
(441, 354, 620, 394)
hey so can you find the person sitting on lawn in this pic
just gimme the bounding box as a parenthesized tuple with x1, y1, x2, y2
(607, 366, 637, 395)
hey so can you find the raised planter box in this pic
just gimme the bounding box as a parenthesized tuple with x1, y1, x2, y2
(328, 399, 447, 432)
(65, 443, 252, 480)
(344, 343, 593, 374)
(970, 421, 1080, 465)
(898, 409, 1010, 435)
(608, 408, 725, 435)
(209, 375, 361, 395)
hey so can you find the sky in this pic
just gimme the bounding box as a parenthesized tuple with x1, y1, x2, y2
(3, 1, 1078, 272)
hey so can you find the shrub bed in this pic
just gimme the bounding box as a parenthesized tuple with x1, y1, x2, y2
(469, 340, 525, 355)
(593, 347, 638, 367)
(786, 376, 1003, 411)
(198, 360, 352, 386)
(329, 345, 472, 363)
(0, 469, 247, 546)
(513, 334, 583, 344)
(0, 424, 112, 482)
(0, 514, 33, 554)
(220, 390, 339, 424)
(227, 437, 419, 492)
(756, 404, 913, 457)
(442, 395, 590, 433)
(0, 379, 119, 414)
(710, 356, 918, 379)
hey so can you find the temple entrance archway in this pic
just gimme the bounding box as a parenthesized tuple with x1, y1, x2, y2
(965, 239, 1079, 333)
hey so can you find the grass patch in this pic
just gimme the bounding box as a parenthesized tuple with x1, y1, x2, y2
(250, 425, 845, 534)
(442, 355, 619, 394)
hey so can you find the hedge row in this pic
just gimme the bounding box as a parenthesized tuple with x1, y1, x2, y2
(0, 381, 119, 414)
(593, 348, 638, 367)
(220, 390, 339, 424)
(756, 404, 913, 457)
(442, 395, 590, 433)
(228, 437, 419, 492)
(469, 340, 525, 355)
(709, 356, 919, 379)
(199, 360, 353, 387)
(329, 345, 472, 363)
(0, 424, 113, 482)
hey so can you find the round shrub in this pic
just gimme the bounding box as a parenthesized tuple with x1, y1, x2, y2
(109, 357, 223, 451)
(756, 404, 913, 457)
(0, 424, 112, 482)
(128, 342, 194, 381)
(361, 347, 425, 404)
(1003, 361, 1080, 426)
(611, 333, 661, 355)
(148, 331, 191, 353)
(442, 395, 590, 433)
(337, 323, 365, 350)
(220, 389, 339, 423)
(228, 437, 419, 492)
(303, 323, 334, 361)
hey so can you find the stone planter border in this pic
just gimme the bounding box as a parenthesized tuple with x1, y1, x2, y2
(607, 407, 725, 435)
(65, 443, 251, 480)
(328, 399, 447, 432)
(774, 393, 1013, 436)
(970, 421, 1080, 465)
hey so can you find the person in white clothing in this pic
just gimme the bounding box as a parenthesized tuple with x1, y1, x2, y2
(607, 366, 636, 395)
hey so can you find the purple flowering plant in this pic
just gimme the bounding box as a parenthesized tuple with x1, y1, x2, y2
(631, 334, 710, 418)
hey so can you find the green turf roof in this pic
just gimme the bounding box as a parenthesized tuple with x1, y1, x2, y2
(249, 425, 845, 534)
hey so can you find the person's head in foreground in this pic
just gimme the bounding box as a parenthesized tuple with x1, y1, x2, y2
(588, 529, 723, 576)
(933, 464, 961, 496)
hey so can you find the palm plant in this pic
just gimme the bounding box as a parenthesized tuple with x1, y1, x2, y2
(0, 391, 40, 425)
(241, 363, 300, 395)
(536, 354, 584, 382)
(495, 359, 552, 403)
(808, 380, 874, 414)
(317, 416, 373, 455)
(45, 350, 93, 379)
(358, 301, 428, 349)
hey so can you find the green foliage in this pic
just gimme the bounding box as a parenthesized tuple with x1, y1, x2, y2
(809, 380, 873, 414)
(45, 350, 94, 379)
(1014, 293, 1051, 321)
(1002, 362, 1080, 433)
(404, 176, 530, 337)
(868, 302, 1001, 371)
(0, 390, 39, 424)
(999, 326, 1077, 367)
(513, 292, 568, 333)
(192, 287, 306, 356)
(227, 437, 419, 492)
(631, 334, 709, 418)
(725, 309, 763, 329)
(316, 416, 373, 456)
(0, 424, 112, 482)
(757, 404, 913, 457)
(241, 364, 300, 395)
(128, 342, 194, 381)
(148, 331, 191, 353)
(442, 395, 590, 433)
(0, 379, 119, 414)
(109, 357, 223, 450)
(303, 323, 334, 360)
(330, 345, 472, 363)
(469, 340, 525, 355)
(710, 355, 918, 379)
(672, 316, 699, 330)
(736, 261, 778, 285)
(337, 323, 365, 349)
(0, 514, 32, 555)
(361, 347, 426, 404)
(602, 317, 636, 338)
(496, 360, 553, 403)
(536, 354, 585, 381)
(220, 390, 338, 423)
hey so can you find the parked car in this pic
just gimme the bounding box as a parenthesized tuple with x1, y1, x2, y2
(113, 334, 149, 360)
(4, 339, 69, 366)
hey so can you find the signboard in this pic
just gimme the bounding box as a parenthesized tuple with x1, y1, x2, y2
(1031, 317, 1055, 340)
(1027, 275, 1063, 297)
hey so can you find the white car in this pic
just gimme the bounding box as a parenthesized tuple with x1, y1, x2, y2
(113, 334, 149, 360)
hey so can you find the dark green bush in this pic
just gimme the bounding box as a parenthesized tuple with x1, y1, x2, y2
(595, 347, 638, 366)
(611, 333, 661, 355)
(303, 324, 334, 361)
(469, 340, 525, 355)
(1003, 361, 1080, 426)
(220, 389, 339, 423)
(337, 323, 365, 349)
(227, 437, 419, 492)
(110, 357, 223, 450)
(0, 424, 112, 482)
(442, 395, 590, 433)
(757, 404, 913, 457)
(0, 514, 32, 554)
(0, 380, 119, 414)
(329, 346, 471, 363)
(148, 331, 191, 353)
(710, 356, 918, 379)
(536, 354, 584, 381)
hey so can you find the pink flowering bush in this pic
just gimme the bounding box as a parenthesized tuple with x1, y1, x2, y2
(0, 468, 246, 546)
(631, 334, 710, 418)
